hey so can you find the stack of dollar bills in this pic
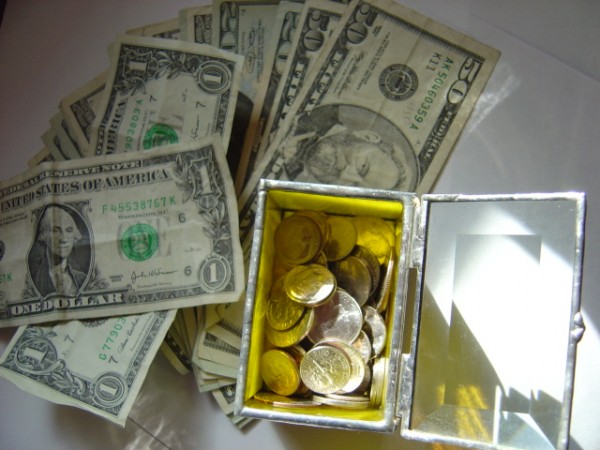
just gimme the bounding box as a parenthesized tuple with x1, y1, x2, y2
(0, 0, 499, 429)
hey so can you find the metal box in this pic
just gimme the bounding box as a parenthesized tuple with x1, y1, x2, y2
(235, 179, 586, 450)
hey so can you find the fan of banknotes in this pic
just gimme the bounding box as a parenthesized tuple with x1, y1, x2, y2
(0, 0, 499, 429)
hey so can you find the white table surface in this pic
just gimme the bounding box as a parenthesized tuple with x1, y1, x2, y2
(1, 1, 599, 449)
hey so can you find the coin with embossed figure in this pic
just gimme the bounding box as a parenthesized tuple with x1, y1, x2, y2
(307, 289, 363, 344)
(352, 216, 395, 264)
(330, 256, 372, 306)
(275, 213, 323, 265)
(265, 307, 315, 347)
(323, 215, 357, 261)
(300, 345, 351, 395)
(295, 210, 330, 246)
(261, 349, 301, 396)
(317, 339, 366, 394)
(266, 277, 306, 331)
(284, 264, 336, 307)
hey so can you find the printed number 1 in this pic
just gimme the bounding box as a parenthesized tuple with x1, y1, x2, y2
(208, 261, 219, 283)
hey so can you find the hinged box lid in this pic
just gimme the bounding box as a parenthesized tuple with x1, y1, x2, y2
(399, 193, 586, 450)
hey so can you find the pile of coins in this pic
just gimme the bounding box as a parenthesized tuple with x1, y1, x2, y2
(255, 210, 396, 410)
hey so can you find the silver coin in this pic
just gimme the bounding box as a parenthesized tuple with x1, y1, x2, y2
(371, 248, 395, 313)
(362, 305, 386, 357)
(317, 339, 366, 394)
(312, 393, 369, 409)
(307, 289, 363, 344)
(300, 345, 351, 395)
(356, 362, 372, 394)
(369, 356, 387, 407)
(351, 330, 372, 363)
(330, 256, 372, 306)
(326, 392, 370, 404)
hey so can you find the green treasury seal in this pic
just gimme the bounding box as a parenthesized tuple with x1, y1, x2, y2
(121, 224, 159, 261)
(143, 124, 178, 149)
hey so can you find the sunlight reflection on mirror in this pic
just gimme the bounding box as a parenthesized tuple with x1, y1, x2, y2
(410, 197, 581, 449)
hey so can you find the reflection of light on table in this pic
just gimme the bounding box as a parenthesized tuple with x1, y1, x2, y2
(455, 384, 490, 442)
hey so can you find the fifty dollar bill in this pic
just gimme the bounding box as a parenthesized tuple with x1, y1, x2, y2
(0, 137, 244, 327)
(239, 0, 500, 244)
(234, 0, 306, 192)
(212, 0, 282, 178)
(255, 0, 348, 164)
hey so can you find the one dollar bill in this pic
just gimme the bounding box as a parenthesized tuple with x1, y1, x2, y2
(89, 34, 243, 156)
(0, 137, 244, 327)
(255, 0, 348, 166)
(0, 310, 176, 426)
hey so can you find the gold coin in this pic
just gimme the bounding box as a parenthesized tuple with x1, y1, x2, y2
(261, 349, 301, 396)
(284, 264, 337, 307)
(275, 213, 324, 265)
(330, 256, 372, 306)
(312, 251, 328, 266)
(323, 215, 357, 261)
(286, 345, 311, 395)
(286, 344, 307, 365)
(266, 277, 305, 331)
(272, 253, 293, 281)
(300, 345, 351, 395)
(265, 307, 315, 347)
(295, 210, 330, 246)
(351, 245, 381, 295)
(352, 216, 395, 264)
